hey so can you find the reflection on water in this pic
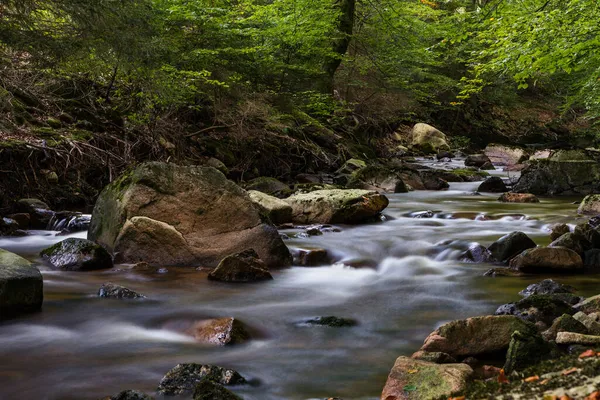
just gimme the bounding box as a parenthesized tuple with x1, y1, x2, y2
(0, 162, 595, 400)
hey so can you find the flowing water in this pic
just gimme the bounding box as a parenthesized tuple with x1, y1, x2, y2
(0, 159, 598, 400)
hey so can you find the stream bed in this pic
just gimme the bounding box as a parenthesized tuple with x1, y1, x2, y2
(0, 161, 598, 400)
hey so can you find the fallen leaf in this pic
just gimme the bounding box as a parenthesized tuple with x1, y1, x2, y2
(540, 379, 549, 385)
(562, 367, 579, 376)
(560, 396, 574, 400)
(498, 368, 509, 384)
(448, 397, 465, 400)
(407, 369, 419, 374)
(543, 396, 557, 400)
(579, 349, 596, 359)
(524, 375, 540, 382)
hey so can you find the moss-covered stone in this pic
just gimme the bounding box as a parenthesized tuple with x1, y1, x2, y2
(193, 379, 243, 400)
(157, 364, 246, 396)
(503, 330, 557, 374)
(40, 238, 113, 271)
(0, 249, 43, 319)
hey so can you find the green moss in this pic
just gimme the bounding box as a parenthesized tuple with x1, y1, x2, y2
(452, 168, 490, 178)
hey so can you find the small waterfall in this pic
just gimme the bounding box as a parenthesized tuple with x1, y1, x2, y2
(47, 212, 91, 233)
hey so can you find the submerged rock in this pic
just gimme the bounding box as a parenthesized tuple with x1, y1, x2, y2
(498, 192, 540, 203)
(420, 315, 537, 358)
(381, 356, 473, 400)
(293, 248, 331, 266)
(208, 249, 273, 282)
(303, 316, 357, 327)
(285, 189, 388, 224)
(459, 244, 495, 263)
(247, 190, 292, 225)
(193, 379, 243, 400)
(158, 364, 246, 396)
(40, 238, 113, 271)
(488, 231, 536, 263)
(88, 162, 291, 268)
(187, 317, 250, 346)
(98, 283, 145, 299)
(0, 249, 43, 319)
(509, 247, 583, 273)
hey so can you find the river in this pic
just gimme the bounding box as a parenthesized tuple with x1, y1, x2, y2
(0, 159, 597, 400)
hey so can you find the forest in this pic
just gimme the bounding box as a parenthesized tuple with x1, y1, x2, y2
(2, 1, 600, 400)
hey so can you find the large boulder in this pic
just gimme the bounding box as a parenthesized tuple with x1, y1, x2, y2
(346, 166, 409, 194)
(0, 249, 43, 319)
(488, 231, 537, 263)
(411, 123, 449, 153)
(578, 194, 600, 215)
(207, 249, 273, 282)
(513, 150, 600, 195)
(40, 238, 113, 271)
(509, 247, 583, 273)
(284, 189, 388, 224)
(88, 163, 291, 268)
(157, 364, 246, 396)
(484, 144, 529, 167)
(420, 315, 537, 357)
(247, 190, 292, 225)
(477, 177, 508, 193)
(380, 357, 473, 400)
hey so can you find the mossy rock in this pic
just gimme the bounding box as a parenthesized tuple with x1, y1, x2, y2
(193, 379, 243, 400)
(503, 330, 557, 373)
(157, 364, 246, 396)
(40, 238, 113, 271)
(0, 249, 43, 319)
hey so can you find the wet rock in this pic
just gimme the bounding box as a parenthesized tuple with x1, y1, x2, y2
(498, 192, 540, 203)
(584, 249, 600, 268)
(488, 231, 536, 263)
(88, 163, 291, 268)
(187, 317, 250, 346)
(157, 363, 246, 396)
(578, 194, 600, 215)
(193, 379, 242, 400)
(479, 161, 495, 170)
(285, 189, 389, 224)
(549, 232, 584, 255)
(573, 311, 600, 335)
(556, 331, 600, 345)
(573, 221, 600, 250)
(0, 217, 22, 236)
(509, 247, 583, 273)
(436, 151, 454, 160)
(293, 248, 331, 266)
(6, 213, 30, 230)
(418, 171, 450, 190)
(477, 177, 507, 193)
(103, 390, 155, 400)
(303, 316, 357, 327)
(464, 154, 491, 168)
(484, 144, 529, 167)
(503, 330, 555, 373)
(41, 238, 113, 271)
(459, 244, 495, 263)
(381, 356, 473, 400)
(98, 283, 145, 299)
(575, 294, 600, 314)
(0, 249, 43, 319)
(296, 173, 325, 184)
(247, 190, 292, 225)
(519, 279, 576, 298)
(410, 350, 457, 364)
(16, 198, 55, 229)
(420, 315, 537, 357)
(49, 212, 91, 233)
(208, 249, 273, 282)
(336, 159, 366, 175)
(542, 314, 589, 341)
(484, 267, 526, 277)
(244, 176, 290, 197)
(550, 223, 571, 241)
(495, 294, 576, 326)
(513, 149, 600, 196)
(346, 166, 409, 194)
(411, 123, 449, 153)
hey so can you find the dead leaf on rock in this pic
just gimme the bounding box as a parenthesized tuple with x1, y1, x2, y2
(407, 369, 419, 374)
(524, 375, 540, 383)
(448, 397, 465, 400)
(579, 349, 596, 359)
(585, 391, 600, 400)
(498, 369, 509, 384)
(561, 367, 579, 376)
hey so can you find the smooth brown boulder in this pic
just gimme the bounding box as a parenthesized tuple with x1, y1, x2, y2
(509, 247, 583, 273)
(88, 162, 291, 268)
(187, 317, 250, 345)
(498, 192, 540, 203)
(381, 357, 472, 400)
(420, 315, 536, 357)
(208, 249, 273, 282)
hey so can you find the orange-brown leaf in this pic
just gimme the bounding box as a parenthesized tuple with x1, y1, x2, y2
(579, 349, 596, 359)
(585, 391, 600, 400)
(540, 378, 549, 385)
(562, 367, 579, 376)
(498, 369, 509, 384)
(560, 396, 574, 400)
(448, 397, 465, 400)
(524, 375, 540, 382)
